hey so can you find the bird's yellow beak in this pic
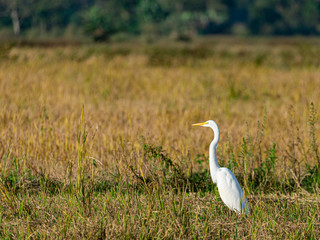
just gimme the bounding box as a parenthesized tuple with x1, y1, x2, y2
(192, 121, 208, 126)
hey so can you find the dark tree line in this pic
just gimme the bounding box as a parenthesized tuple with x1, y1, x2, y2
(0, 0, 319, 41)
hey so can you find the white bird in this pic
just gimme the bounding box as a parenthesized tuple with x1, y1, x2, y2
(193, 120, 250, 214)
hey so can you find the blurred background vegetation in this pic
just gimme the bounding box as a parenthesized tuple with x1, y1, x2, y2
(0, 0, 320, 42)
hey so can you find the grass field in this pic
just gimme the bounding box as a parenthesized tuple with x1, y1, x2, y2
(0, 37, 320, 239)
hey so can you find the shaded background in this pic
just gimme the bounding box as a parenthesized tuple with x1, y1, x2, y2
(0, 0, 319, 41)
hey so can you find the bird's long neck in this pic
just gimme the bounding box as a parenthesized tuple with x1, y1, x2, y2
(209, 127, 220, 184)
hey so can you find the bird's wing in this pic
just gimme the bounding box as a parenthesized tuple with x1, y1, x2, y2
(216, 168, 249, 213)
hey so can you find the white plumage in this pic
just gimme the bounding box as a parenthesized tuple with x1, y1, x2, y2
(193, 120, 250, 214)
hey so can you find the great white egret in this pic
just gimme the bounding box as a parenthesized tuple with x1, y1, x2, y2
(193, 120, 250, 214)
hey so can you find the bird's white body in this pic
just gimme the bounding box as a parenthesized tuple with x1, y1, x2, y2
(193, 120, 250, 214)
(216, 167, 249, 213)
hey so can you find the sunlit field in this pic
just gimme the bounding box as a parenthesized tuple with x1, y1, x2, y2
(0, 37, 319, 239)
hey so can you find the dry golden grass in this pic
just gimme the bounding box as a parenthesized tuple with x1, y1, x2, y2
(0, 38, 319, 238)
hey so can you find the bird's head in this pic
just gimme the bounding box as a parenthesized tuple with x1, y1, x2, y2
(192, 120, 219, 132)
